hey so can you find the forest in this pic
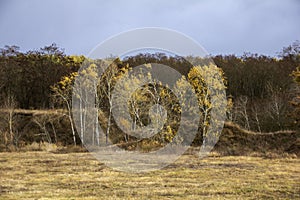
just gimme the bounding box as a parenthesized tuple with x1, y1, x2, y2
(0, 42, 299, 151)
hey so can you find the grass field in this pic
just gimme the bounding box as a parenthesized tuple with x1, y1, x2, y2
(0, 151, 299, 199)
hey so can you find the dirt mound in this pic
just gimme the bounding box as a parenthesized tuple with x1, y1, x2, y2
(213, 122, 300, 157)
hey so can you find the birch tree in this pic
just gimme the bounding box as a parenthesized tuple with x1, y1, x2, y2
(51, 72, 78, 145)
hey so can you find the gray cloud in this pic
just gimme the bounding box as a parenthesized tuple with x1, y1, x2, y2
(0, 0, 299, 56)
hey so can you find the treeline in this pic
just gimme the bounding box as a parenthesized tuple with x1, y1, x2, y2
(118, 50, 300, 133)
(0, 44, 83, 109)
(0, 42, 299, 148)
(214, 52, 299, 132)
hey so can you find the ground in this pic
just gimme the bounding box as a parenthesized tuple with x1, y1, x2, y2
(0, 151, 299, 199)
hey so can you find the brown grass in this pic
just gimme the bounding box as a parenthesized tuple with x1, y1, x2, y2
(0, 151, 299, 199)
(0, 109, 65, 116)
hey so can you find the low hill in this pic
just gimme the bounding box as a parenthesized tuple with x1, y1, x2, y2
(0, 109, 299, 156)
(213, 122, 299, 157)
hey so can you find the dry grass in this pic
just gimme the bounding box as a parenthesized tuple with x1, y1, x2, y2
(0, 151, 299, 199)
(0, 109, 65, 116)
(214, 122, 300, 156)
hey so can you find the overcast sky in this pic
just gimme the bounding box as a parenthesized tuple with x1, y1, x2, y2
(0, 0, 299, 56)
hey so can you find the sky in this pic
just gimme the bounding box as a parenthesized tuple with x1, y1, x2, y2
(0, 0, 299, 56)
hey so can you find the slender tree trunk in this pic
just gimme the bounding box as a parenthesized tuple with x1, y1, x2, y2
(106, 105, 112, 145)
(59, 93, 76, 146)
(65, 99, 76, 146)
(68, 111, 76, 146)
(95, 81, 100, 145)
(79, 96, 84, 143)
(9, 110, 13, 144)
(95, 108, 99, 145)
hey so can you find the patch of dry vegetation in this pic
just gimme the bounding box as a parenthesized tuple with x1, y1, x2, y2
(0, 151, 299, 199)
(213, 122, 300, 157)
